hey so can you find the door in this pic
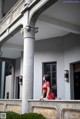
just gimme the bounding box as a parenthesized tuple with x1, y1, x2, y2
(74, 72, 80, 100)
(16, 77, 20, 99)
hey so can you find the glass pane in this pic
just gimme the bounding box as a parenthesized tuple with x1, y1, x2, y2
(52, 64, 56, 71)
(45, 64, 50, 73)
(52, 79, 56, 85)
(52, 72, 56, 78)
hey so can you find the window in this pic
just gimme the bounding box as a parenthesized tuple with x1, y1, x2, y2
(42, 62, 57, 96)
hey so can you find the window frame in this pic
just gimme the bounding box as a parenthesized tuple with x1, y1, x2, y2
(42, 61, 57, 96)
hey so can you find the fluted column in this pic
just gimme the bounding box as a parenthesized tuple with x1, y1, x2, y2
(22, 26, 35, 113)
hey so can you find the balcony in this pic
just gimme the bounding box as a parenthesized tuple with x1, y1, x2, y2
(0, 99, 80, 119)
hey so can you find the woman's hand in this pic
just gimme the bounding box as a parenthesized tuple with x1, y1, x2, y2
(40, 98, 44, 101)
(40, 97, 48, 101)
(43, 97, 48, 101)
(40, 96, 44, 101)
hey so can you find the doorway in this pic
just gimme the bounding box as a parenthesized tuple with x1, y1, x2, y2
(74, 72, 80, 99)
(16, 77, 20, 99)
(73, 63, 80, 100)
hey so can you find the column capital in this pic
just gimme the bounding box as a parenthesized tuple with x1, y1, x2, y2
(21, 25, 38, 33)
(21, 25, 38, 39)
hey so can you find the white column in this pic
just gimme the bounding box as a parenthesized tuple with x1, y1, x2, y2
(0, 0, 3, 19)
(22, 26, 35, 113)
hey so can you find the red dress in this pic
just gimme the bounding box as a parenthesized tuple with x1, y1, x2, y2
(42, 81, 55, 100)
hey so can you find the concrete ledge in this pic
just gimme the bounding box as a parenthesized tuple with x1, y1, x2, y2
(0, 99, 80, 118)
(0, 99, 22, 113)
(28, 100, 80, 119)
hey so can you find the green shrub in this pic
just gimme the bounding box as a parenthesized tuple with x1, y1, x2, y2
(4, 111, 46, 119)
(6, 111, 20, 119)
(0, 111, 19, 119)
(21, 113, 46, 119)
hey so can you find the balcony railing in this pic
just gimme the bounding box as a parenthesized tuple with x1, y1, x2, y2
(0, 99, 21, 113)
(0, 0, 26, 35)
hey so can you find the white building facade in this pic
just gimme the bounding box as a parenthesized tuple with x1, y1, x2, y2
(0, 0, 80, 114)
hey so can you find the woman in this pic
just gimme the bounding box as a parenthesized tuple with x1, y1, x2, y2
(40, 74, 55, 101)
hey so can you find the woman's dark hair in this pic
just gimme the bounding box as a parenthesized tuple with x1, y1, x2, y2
(44, 74, 50, 82)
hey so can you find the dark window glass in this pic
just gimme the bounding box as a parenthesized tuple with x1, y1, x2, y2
(52, 64, 56, 71)
(43, 62, 57, 96)
(52, 72, 56, 79)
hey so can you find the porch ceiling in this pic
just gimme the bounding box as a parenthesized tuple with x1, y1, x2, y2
(1, 0, 80, 59)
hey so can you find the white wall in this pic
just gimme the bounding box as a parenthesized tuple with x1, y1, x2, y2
(34, 37, 65, 99)
(15, 57, 20, 77)
(64, 34, 80, 99)
(34, 33, 80, 100)
(5, 75, 13, 99)
(20, 51, 23, 76)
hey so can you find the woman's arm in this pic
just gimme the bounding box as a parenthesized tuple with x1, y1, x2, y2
(41, 87, 50, 101)
(40, 90, 45, 100)
(46, 86, 50, 99)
